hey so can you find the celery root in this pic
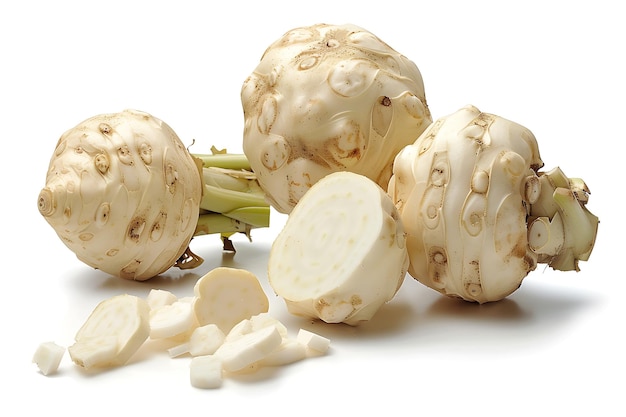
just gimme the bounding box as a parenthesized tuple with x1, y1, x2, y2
(241, 23, 431, 214)
(37, 110, 269, 280)
(389, 105, 599, 303)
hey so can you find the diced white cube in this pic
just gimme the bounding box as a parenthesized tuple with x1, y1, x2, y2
(190, 355, 223, 389)
(33, 341, 66, 376)
(296, 329, 330, 354)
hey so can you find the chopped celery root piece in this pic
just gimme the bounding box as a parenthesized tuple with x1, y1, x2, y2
(260, 339, 307, 366)
(149, 299, 197, 339)
(214, 325, 283, 373)
(68, 294, 150, 369)
(189, 324, 226, 357)
(146, 289, 177, 310)
(190, 355, 223, 389)
(193, 267, 269, 333)
(297, 329, 331, 354)
(168, 342, 191, 358)
(33, 342, 66, 376)
(35, 267, 330, 390)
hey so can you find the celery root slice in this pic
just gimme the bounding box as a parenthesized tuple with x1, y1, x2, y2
(193, 267, 270, 333)
(68, 294, 150, 369)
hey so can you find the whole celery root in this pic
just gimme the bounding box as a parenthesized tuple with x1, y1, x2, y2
(242, 23, 432, 214)
(37, 110, 269, 280)
(389, 105, 599, 303)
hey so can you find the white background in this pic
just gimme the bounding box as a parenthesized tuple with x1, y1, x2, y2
(2, 0, 623, 415)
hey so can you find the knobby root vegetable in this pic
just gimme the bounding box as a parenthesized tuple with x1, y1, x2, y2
(388, 105, 599, 303)
(37, 110, 270, 281)
(68, 294, 150, 369)
(268, 171, 409, 325)
(193, 267, 270, 333)
(242, 23, 432, 214)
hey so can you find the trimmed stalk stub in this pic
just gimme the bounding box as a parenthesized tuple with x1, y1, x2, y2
(528, 167, 598, 271)
(242, 23, 432, 214)
(389, 105, 599, 303)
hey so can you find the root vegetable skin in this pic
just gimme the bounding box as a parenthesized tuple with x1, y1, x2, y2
(389, 105, 599, 303)
(268, 171, 409, 325)
(37, 110, 202, 281)
(242, 23, 432, 214)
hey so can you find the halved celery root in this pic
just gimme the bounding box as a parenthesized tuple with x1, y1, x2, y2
(268, 171, 409, 325)
(68, 294, 150, 369)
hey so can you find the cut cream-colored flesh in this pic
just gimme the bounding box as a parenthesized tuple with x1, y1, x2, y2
(193, 267, 269, 332)
(69, 294, 150, 369)
(190, 355, 223, 389)
(189, 324, 225, 357)
(149, 300, 196, 339)
(297, 329, 331, 354)
(214, 325, 283, 373)
(33, 341, 66, 376)
(268, 171, 408, 325)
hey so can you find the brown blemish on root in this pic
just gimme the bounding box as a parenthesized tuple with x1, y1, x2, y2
(315, 298, 331, 314)
(120, 259, 140, 280)
(350, 294, 362, 307)
(98, 123, 112, 135)
(127, 217, 146, 242)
